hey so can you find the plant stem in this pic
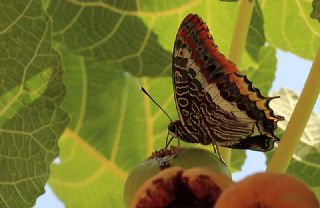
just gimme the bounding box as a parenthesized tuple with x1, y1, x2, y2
(220, 0, 255, 166)
(267, 48, 320, 173)
(228, 0, 255, 66)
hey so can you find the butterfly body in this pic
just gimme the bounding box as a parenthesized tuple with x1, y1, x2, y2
(168, 14, 284, 151)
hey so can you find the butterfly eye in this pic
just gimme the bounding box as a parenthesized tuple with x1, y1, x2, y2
(168, 123, 176, 133)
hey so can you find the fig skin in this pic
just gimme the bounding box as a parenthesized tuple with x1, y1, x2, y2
(131, 167, 233, 208)
(131, 167, 183, 208)
(124, 147, 231, 208)
(215, 172, 320, 208)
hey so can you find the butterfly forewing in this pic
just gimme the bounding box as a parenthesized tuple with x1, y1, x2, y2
(171, 14, 284, 151)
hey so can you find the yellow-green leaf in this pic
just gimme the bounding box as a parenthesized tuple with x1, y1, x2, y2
(244, 46, 277, 95)
(48, 46, 176, 207)
(246, 0, 265, 61)
(261, 0, 320, 60)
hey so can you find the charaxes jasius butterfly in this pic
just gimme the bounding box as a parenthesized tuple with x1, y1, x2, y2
(165, 14, 284, 151)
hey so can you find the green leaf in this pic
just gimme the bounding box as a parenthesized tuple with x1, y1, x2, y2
(243, 46, 277, 95)
(269, 88, 320, 197)
(312, 187, 320, 200)
(219, 0, 255, 2)
(220, 0, 239, 2)
(261, 0, 320, 60)
(230, 149, 246, 172)
(0, 1, 69, 207)
(49, 46, 177, 207)
(46, 0, 171, 77)
(246, 0, 265, 61)
(46, 0, 259, 76)
(244, 0, 276, 95)
(311, 0, 320, 22)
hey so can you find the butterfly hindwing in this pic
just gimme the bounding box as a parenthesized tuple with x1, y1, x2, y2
(171, 14, 284, 151)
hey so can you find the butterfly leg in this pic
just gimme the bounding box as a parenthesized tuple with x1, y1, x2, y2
(212, 142, 226, 166)
(165, 135, 174, 149)
(212, 143, 218, 154)
(165, 132, 169, 148)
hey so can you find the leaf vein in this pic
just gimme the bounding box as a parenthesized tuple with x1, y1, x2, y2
(74, 57, 87, 133)
(294, 0, 320, 37)
(0, 0, 32, 35)
(74, 14, 125, 53)
(52, 7, 85, 36)
(293, 154, 320, 168)
(0, 17, 49, 117)
(63, 128, 127, 180)
(110, 80, 129, 162)
(67, 0, 199, 17)
(50, 166, 107, 188)
(281, 0, 294, 51)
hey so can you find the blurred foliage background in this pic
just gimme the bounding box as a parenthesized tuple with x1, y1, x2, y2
(0, 0, 319, 207)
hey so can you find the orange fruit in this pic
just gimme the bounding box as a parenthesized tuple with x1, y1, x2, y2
(215, 172, 319, 208)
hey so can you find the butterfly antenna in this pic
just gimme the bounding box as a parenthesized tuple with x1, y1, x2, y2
(141, 87, 173, 123)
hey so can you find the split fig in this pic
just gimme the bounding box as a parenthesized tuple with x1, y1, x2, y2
(132, 167, 233, 208)
(215, 172, 320, 208)
(124, 147, 231, 207)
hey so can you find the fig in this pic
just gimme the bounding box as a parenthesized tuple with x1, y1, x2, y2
(215, 172, 320, 208)
(124, 146, 231, 207)
(131, 167, 233, 208)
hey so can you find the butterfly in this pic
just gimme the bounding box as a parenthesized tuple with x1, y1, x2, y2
(167, 14, 284, 152)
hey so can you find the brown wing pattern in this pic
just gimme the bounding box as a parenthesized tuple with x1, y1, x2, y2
(173, 39, 255, 146)
(171, 14, 284, 151)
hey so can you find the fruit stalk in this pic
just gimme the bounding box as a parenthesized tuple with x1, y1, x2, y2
(267, 48, 320, 173)
(220, 0, 255, 165)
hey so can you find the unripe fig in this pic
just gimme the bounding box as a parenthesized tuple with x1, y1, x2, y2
(215, 172, 320, 208)
(124, 146, 231, 207)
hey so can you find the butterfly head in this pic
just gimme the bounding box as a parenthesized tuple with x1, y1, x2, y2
(168, 121, 179, 138)
(168, 120, 196, 143)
